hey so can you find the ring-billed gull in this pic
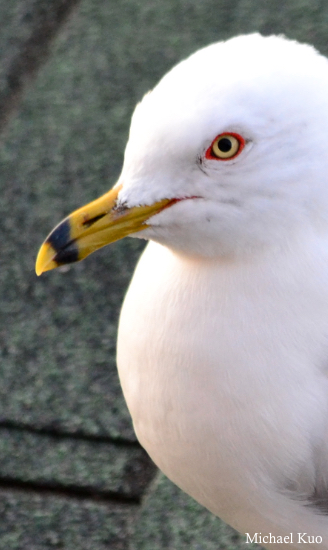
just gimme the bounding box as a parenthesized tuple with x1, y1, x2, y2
(36, 34, 328, 548)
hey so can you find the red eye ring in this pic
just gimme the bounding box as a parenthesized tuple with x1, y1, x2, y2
(205, 132, 245, 161)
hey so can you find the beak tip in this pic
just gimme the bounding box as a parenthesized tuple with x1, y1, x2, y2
(35, 242, 59, 276)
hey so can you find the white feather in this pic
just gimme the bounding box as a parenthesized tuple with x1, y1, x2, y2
(116, 34, 328, 547)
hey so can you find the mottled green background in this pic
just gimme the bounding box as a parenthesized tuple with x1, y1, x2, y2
(0, 0, 327, 548)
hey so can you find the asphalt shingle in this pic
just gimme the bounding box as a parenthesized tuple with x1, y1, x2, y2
(0, 488, 136, 550)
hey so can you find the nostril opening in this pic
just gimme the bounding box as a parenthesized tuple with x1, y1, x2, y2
(82, 213, 106, 228)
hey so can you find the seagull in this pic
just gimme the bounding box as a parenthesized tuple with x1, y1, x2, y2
(36, 34, 328, 548)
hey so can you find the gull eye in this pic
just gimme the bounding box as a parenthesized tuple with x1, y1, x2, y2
(205, 133, 245, 161)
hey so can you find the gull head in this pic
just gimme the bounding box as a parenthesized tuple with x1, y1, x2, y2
(36, 34, 328, 273)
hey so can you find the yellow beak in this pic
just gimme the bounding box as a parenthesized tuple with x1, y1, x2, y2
(35, 183, 174, 276)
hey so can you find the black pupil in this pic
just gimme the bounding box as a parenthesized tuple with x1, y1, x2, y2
(218, 137, 232, 152)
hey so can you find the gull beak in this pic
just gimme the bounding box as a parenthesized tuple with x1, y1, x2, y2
(35, 183, 174, 276)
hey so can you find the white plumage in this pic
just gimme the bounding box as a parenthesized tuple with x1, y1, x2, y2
(37, 33, 328, 549)
(116, 35, 328, 548)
